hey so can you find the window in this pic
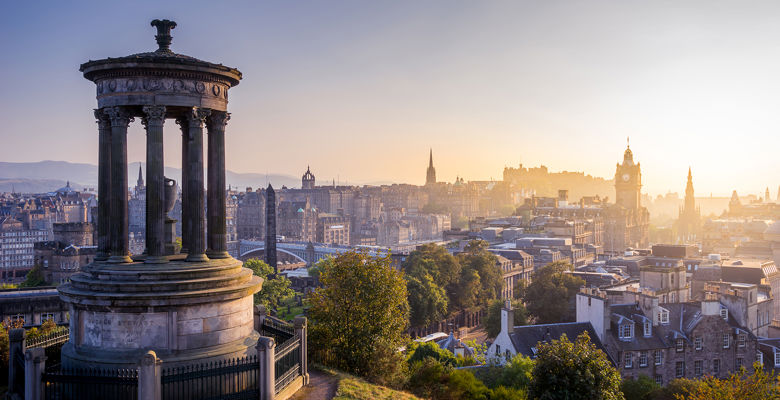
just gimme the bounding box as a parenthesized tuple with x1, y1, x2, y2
(676, 339, 685, 352)
(720, 308, 728, 320)
(736, 358, 744, 369)
(621, 323, 633, 339)
(643, 321, 651, 337)
(713, 359, 720, 374)
(496, 344, 500, 355)
(694, 337, 702, 351)
(41, 313, 54, 323)
(654, 374, 663, 385)
(639, 351, 648, 367)
(738, 333, 746, 348)
(775, 351, 780, 367)
(675, 361, 685, 377)
(722, 333, 730, 349)
(624, 352, 633, 369)
(659, 310, 669, 324)
(654, 350, 664, 365)
(10, 314, 23, 325)
(694, 360, 703, 376)
(757, 352, 763, 366)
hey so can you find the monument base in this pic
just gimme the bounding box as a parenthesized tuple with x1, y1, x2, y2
(58, 255, 263, 369)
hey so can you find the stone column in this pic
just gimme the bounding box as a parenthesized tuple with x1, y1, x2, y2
(105, 106, 134, 263)
(176, 117, 190, 254)
(257, 336, 275, 400)
(294, 316, 309, 385)
(142, 106, 167, 263)
(185, 107, 210, 262)
(138, 350, 162, 400)
(206, 111, 230, 259)
(95, 109, 112, 260)
(24, 347, 46, 400)
(8, 329, 25, 398)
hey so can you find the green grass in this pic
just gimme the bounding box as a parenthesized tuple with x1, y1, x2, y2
(277, 294, 309, 321)
(334, 377, 420, 400)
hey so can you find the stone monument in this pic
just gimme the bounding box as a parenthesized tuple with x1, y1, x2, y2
(58, 19, 263, 369)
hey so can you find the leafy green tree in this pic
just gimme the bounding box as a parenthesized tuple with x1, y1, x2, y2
(403, 244, 461, 297)
(682, 363, 779, 400)
(457, 240, 503, 305)
(244, 258, 294, 312)
(407, 272, 449, 327)
(529, 332, 623, 400)
(20, 264, 47, 288)
(407, 341, 460, 367)
(484, 299, 528, 338)
(309, 250, 409, 386)
(621, 375, 660, 400)
(454, 268, 481, 310)
(521, 261, 584, 323)
(480, 352, 535, 392)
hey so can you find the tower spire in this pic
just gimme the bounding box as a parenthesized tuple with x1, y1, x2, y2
(426, 148, 437, 185)
(137, 163, 144, 187)
(429, 148, 433, 168)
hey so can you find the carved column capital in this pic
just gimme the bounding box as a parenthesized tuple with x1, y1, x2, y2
(185, 107, 211, 128)
(141, 105, 166, 128)
(94, 109, 111, 130)
(105, 106, 134, 128)
(208, 111, 230, 131)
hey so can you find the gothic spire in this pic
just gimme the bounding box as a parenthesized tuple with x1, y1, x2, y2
(137, 163, 144, 187)
(429, 148, 433, 168)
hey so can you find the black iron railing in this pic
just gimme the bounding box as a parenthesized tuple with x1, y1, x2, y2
(42, 366, 138, 400)
(27, 327, 70, 349)
(261, 316, 295, 344)
(161, 356, 259, 400)
(274, 334, 301, 394)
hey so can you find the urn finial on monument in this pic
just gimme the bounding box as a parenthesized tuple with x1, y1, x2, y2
(151, 19, 177, 53)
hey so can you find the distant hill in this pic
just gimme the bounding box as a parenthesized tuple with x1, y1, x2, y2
(0, 161, 300, 193)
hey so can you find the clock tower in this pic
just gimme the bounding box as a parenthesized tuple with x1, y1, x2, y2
(614, 141, 642, 210)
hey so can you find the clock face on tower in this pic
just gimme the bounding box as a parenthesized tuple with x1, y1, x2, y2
(622, 173, 630, 182)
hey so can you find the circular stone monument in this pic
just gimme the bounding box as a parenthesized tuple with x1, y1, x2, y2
(58, 19, 263, 369)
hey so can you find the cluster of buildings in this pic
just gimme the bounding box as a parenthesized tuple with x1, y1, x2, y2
(0, 183, 94, 281)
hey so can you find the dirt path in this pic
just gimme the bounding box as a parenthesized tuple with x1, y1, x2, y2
(289, 368, 340, 400)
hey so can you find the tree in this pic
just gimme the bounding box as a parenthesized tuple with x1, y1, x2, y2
(403, 244, 461, 297)
(407, 341, 460, 367)
(244, 258, 294, 312)
(457, 240, 503, 305)
(484, 299, 528, 338)
(407, 272, 448, 327)
(529, 332, 623, 400)
(480, 353, 535, 392)
(621, 375, 660, 400)
(682, 363, 780, 400)
(309, 250, 409, 385)
(521, 261, 584, 323)
(20, 264, 47, 288)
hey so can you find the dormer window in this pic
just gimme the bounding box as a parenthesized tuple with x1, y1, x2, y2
(720, 308, 728, 320)
(620, 323, 634, 339)
(643, 321, 651, 337)
(659, 309, 669, 325)
(738, 333, 746, 348)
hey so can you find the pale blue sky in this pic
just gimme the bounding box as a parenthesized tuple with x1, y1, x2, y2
(0, 1, 778, 196)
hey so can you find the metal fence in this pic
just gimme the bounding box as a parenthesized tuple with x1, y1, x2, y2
(261, 315, 295, 343)
(161, 356, 259, 400)
(274, 334, 301, 394)
(28, 327, 70, 368)
(41, 366, 138, 400)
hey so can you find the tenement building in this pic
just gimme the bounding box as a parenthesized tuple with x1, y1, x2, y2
(59, 19, 263, 369)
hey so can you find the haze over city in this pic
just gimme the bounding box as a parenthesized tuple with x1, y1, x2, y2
(1, 0, 778, 196)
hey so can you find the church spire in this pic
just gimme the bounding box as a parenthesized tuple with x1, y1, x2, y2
(137, 163, 144, 187)
(426, 148, 437, 185)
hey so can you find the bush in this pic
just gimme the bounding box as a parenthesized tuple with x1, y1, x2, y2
(621, 375, 660, 400)
(407, 341, 460, 367)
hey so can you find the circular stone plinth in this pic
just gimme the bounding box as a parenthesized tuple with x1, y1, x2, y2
(58, 257, 263, 369)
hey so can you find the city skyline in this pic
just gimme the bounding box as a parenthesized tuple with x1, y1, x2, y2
(1, 1, 778, 197)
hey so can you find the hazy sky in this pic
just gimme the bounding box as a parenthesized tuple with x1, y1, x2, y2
(0, 1, 778, 196)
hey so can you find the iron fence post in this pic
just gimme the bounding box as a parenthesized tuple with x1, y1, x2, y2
(254, 304, 267, 332)
(24, 347, 46, 400)
(138, 350, 162, 400)
(294, 317, 308, 385)
(257, 336, 275, 400)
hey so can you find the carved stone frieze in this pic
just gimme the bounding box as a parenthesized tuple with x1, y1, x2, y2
(96, 77, 229, 100)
